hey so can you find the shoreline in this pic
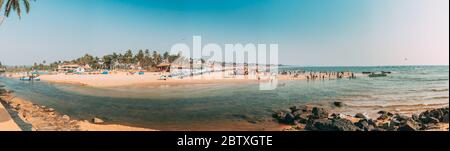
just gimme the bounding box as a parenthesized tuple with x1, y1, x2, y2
(4, 70, 355, 88)
(1, 69, 448, 131)
(1, 84, 448, 131)
(0, 90, 156, 131)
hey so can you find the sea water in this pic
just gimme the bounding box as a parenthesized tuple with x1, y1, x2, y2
(0, 66, 448, 130)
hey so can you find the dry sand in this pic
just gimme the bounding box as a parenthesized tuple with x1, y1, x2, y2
(0, 102, 22, 131)
(36, 72, 257, 88)
(29, 71, 354, 88)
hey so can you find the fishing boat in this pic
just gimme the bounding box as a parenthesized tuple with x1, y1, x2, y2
(362, 72, 372, 74)
(381, 71, 392, 74)
(368, 73, 387, 77)
(19, 76, 41, 81)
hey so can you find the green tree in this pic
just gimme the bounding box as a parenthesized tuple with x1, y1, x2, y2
(0, 0, 33, 18)
(32, 62, 37, 70)
(134, 49, 144, 67)
(152, 51, 162, 67)
(102, 55, 113, 70)
(142, 49, 152, 69)
(49, 61, 59, 71)
(124, 49, 133, 64)
(168, 53, 181, 63)
(77, 54, 94, 66)
(163, 52, 169, 60)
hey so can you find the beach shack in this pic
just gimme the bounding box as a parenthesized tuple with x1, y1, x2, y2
(57, 64, 91, 73)
(57, 64, 80, 72)
(157, 63, 171, 72)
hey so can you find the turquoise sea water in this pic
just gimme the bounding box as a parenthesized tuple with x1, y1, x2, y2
(0, 66, 448, 130)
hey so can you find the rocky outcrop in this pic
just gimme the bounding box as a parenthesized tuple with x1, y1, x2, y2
(274, 105, 449, 131)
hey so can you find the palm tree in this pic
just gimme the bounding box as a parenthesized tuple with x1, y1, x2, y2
(0, 0, 33, 18)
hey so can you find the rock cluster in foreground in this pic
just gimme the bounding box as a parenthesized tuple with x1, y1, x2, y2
(273, 105, 449, 131)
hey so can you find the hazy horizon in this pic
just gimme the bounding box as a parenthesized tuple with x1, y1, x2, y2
(1, 0, 449, 66)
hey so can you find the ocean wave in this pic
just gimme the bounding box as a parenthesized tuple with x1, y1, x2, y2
(345, 102, 449, 108)
(431, 96, 449, 99)
(431, 88, 449, 92)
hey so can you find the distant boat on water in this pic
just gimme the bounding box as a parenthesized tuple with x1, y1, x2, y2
(368, 73, 387, 78)
(19, 76, 41, 81)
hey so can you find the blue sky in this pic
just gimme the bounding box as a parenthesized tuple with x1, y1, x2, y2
(0, 0, 448, 66)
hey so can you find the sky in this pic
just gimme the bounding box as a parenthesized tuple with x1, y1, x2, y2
(0, 0, 448, 66)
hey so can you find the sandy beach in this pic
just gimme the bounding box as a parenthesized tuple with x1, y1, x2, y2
(1, 67, 447, 131)
(7, 71, 355, 88)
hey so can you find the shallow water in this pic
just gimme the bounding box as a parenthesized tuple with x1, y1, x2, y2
(0, 66, 448, 130)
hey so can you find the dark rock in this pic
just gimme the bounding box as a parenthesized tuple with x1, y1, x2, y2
(394, 114, 407, 120)
(420, 114, 440, 124)
(387, 112, 394, 117)
(62, 115, 70, 121)
(354, 119, 370, 131)
(289, 105, 311, 113)
(379, 122, 391, 129)
(292, 110, 304, 117)
(306, 119, 333, 131)
(294, 112, 310, 124)
(419, 108, 445, 124)
(377, 114, 390, 120)
(411, 114, 419, 121)
(44, 108, 55, 112)
(367, 119, 377, 127)
(333, 102, 343, 107)
(354, 113, 367, 119)
(398, 119, 420, 131)
(390, 120, 401, 127)
(443, 113, 449, 123)
(330, 113, 341, 119)
(378, 110, 387, 114)
(429, 108, 444, 120)
(272, 111, 286, 119)
(311, 107, 328, 119)
(331, 118, 361, 131)
(428, 117, 440, 124)
(283, 113, 295, 124)
(306, 118, 360, 131)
